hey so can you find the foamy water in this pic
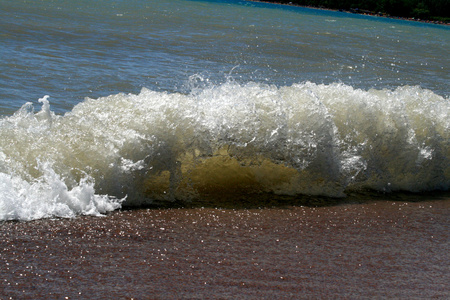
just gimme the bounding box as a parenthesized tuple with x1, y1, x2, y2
(1, 82, 448, 220)
(1, 0, 449, 220)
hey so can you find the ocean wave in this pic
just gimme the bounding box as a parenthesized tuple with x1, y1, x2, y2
(0, 81, 448, 220)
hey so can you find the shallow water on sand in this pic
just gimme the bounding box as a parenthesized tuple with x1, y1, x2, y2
(1, 197, 448, 299)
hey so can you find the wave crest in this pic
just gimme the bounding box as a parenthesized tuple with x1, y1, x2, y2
(1, 82, 448, 219)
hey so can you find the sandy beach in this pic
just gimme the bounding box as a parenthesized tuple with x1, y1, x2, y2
(1, 195, 448, 299)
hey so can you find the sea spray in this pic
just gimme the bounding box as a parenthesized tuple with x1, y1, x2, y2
(0, 82, 448, 220)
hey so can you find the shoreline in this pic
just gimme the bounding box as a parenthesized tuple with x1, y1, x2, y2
(1, 198, 448, 298)
(250, 0, 450, 25)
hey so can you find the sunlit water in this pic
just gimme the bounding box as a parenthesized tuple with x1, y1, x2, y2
(0, 0, 449, 220)
(1, 199, 449, 298)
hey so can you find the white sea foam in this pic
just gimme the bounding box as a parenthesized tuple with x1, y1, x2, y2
(0, 168, 122, 221)
(0, 82, 448, 220)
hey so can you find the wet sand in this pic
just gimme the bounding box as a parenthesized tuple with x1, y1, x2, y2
(1, 196, 449, 299)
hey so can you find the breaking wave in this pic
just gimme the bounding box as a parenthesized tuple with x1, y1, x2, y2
(1, 81, 448, 220)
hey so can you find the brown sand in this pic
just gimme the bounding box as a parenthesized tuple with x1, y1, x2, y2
(1, 197, 449, 299)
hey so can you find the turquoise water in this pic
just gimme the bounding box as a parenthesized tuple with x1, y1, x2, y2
(1, 0, 448, 113)
(0, 0, 449, 220)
